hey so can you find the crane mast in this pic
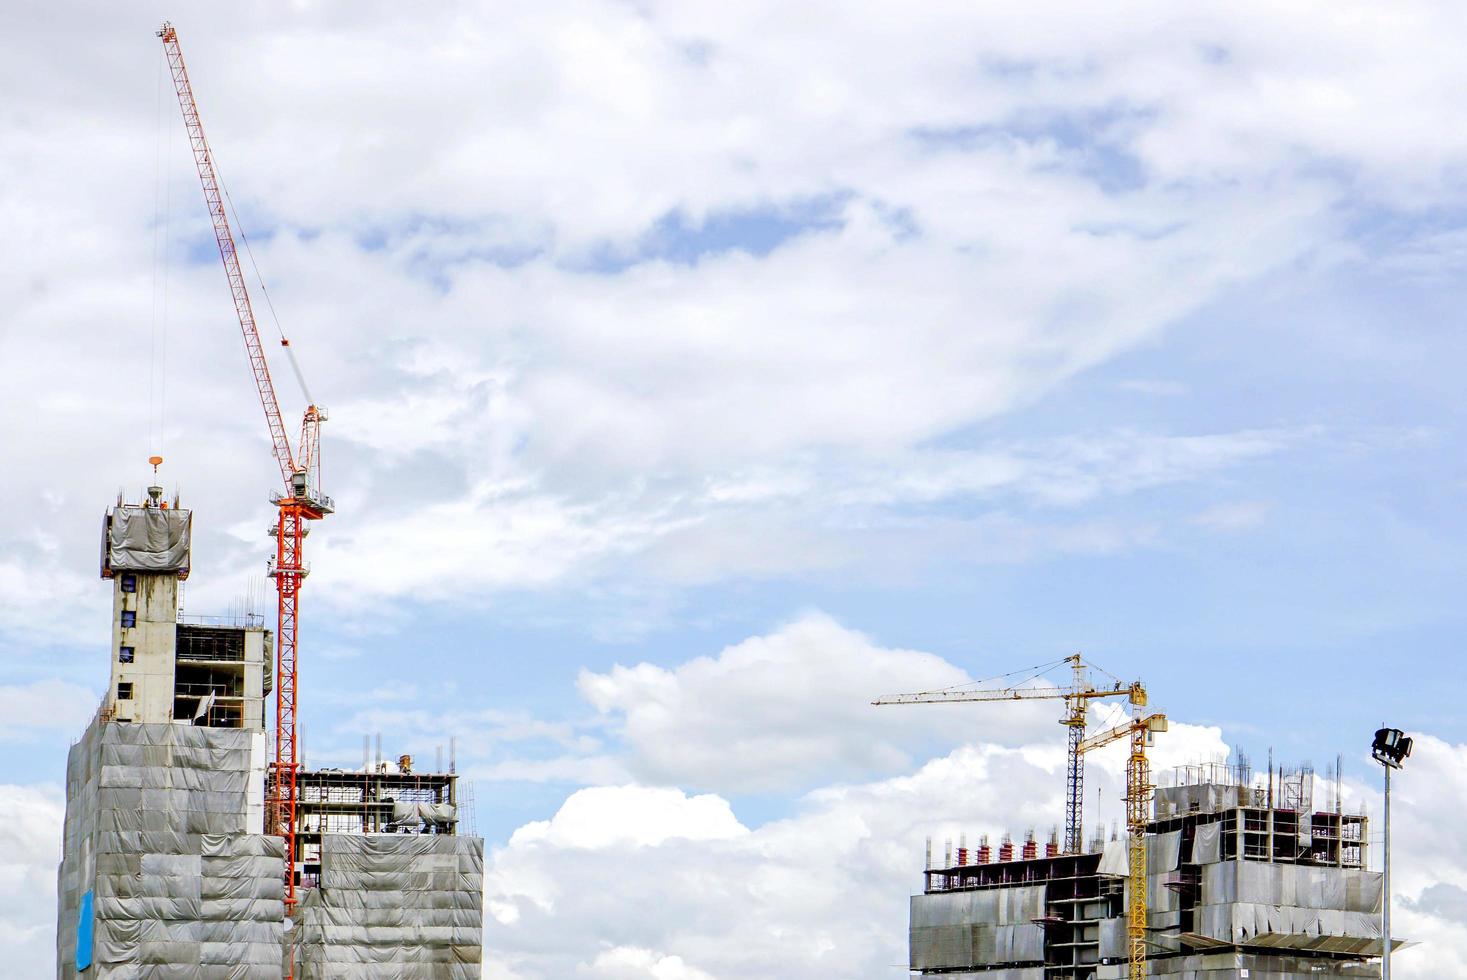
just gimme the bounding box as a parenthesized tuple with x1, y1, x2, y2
(1080, 710, 1169, 978)
(158, 22, 332, 914)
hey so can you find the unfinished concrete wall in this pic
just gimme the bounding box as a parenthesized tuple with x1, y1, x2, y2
(286, 833, 484, 978)
(55, 719, 283, 979)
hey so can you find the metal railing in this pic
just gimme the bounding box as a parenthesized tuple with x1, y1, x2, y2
(178, 612, 266, 629)
(174, 682, 244, 698)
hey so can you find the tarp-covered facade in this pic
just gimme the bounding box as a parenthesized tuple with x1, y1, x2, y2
(58, 720, 486, 978)
(286, 833, 484, 978)
(910, 886, 1046, 972)
(56, 720, 283, 979)
(912, 780, 1390, 979)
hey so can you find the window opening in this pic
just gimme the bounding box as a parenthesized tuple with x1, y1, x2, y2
(117, 682, 134, 700)
(120, 610, 137, 629)
(118, 646, 135, 664)
(120, 574, 137, 593)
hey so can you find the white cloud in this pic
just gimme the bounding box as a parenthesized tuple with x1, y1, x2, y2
(580, 947, 718, 980)
(510, 785, 747, 850)
(578, 613, 1063, 794)
(0, 785, 65, 978)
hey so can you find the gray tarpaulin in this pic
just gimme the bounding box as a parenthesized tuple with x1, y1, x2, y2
(105, 507, 192, 574)
(1098, 839, 1129, 877)
(391, 801, 458, 827)
(56, 719, 282, 979)
(1202, 860, 1383, 913)
(910, 887, 1046, 971)
(286, 833, 484, 978)
(1195, 901, 1384, 953)
(59, 718, 485, 977)
(1098, 916, 1127, 961)
(1095, 832, 1180, 878)
(1153, 782, 1247, 819)
(1148, 829, 1182, 873)
(1180, 859, 1391, 957)
(1191, 822, 1223, 863)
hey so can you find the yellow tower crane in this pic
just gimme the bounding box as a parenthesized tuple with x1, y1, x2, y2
(874, 654, 1166, 979)
(873, 654, 1145, 854)
(1080, 708, 1168, 978)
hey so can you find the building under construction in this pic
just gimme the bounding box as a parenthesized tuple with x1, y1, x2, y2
(909, 761, 1398, 979)
(55, 491, 484, 977)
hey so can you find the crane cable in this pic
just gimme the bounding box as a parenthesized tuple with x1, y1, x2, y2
(214, 160, 315, 407)
(921, 655, 1077, 695)
(148, 47, 173, 463)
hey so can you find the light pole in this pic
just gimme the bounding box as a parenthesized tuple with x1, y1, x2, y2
(1371, 727, 1413, 980)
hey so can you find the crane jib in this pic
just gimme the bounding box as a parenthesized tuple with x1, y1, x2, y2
(160, 26, 298, 490)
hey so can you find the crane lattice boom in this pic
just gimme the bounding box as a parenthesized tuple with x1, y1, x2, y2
(158, 22, 332, 922)
(158, 24, 297, 489)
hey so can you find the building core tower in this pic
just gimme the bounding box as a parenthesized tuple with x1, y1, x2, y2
(99, 484, 191, 724)
(100, 484, 272, 728)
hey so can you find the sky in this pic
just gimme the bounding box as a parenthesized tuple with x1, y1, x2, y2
(1, 1, 1466, 976)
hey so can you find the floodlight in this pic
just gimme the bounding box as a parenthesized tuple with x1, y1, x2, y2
(1372, 727, 1413, 769)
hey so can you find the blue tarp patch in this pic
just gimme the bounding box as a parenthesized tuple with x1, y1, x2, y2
(76, 889, 94, 971)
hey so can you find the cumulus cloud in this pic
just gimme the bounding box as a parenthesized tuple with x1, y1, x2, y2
(483, 742, 1066, 978)
(580, 948, 718, 980)
(509, 786, 747, 850)
(577, 613, 1065, 794)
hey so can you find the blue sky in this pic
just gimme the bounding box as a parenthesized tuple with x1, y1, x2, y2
(3, 2, 1467, 976)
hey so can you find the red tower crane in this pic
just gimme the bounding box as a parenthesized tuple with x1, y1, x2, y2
(158, 22, 332, 913)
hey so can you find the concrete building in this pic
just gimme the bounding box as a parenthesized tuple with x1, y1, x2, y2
(100, 486, 271, 729)
(59, 488, 483, 977)
(910, 762, 1400, 979)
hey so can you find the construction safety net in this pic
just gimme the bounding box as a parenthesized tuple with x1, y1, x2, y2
(285, 832, 484, 979)
(56, 720, 283, 979)
(104, 507, 192, 574)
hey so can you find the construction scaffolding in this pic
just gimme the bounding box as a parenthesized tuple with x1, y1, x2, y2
(294, 765, 459, 892)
